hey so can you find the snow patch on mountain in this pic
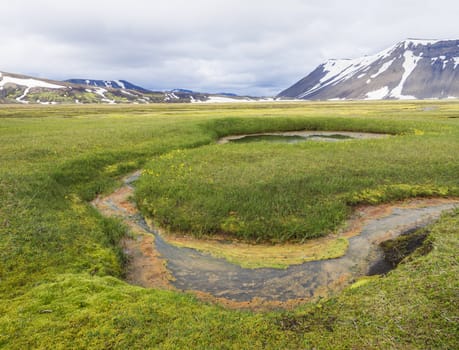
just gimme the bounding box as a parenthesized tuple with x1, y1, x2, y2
(94, 88, 115, 104)
(65, 79, 151, 93)
(366, 86, 389, 100)
(0, 75, 64, 89)
(16, 87, 31, 104)
(195, 96, 242, 103)
(164, 92, 179, 101)
(194, 96, 255, 103)
(403, 39, 440, 48)
(121, 90, 134, 96)
(370, 59, 394, 79)
(115, 80, 125, 89)
(389, 50, 420, 99)
(319, 60, 355, 84)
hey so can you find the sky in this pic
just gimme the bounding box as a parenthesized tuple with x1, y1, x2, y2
(1, 0, 458, 96)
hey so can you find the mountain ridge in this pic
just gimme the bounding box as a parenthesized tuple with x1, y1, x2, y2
(0, 71, 261, 104)
(65, 79, 152, 93)
(278, 39, 459, 100)
(0, 71, 165, 104)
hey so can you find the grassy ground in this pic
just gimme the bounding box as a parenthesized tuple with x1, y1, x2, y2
(136, 105, 459, 242)
(0, 101, 458, 349)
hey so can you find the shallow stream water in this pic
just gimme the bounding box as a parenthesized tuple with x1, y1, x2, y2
(95, 172, 458, 303)
(146, 204, 457, 301)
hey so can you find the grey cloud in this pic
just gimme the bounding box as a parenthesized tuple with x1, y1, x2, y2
(1, 0, 458, 96)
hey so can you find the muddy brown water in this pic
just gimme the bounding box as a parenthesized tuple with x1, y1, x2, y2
(93, 172, 458, 304)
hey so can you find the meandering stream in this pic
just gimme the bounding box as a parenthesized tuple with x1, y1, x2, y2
(93, 171, 458, 304)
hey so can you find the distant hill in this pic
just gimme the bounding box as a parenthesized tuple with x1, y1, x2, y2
(0, 71, 166, 104)
(0, 72, 272, 104)
(278, 39, 459, 100)
(0, 71, 263, 104)
(65, 79, 151, 93)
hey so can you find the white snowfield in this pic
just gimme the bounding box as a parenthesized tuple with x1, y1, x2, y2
(193, 96, 275, 103)
(115, 80, 126, 89)
(196, 96, 252, 103)
(0, 73, 64, 90)
(365, 86, 390, 100)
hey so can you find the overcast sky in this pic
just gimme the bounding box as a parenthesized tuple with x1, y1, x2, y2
(1, 0, 458, 96)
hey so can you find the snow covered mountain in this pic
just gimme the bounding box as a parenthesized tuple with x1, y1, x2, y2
(278, 39, 459, 100)
(65, 79, 151, 93)
(0, 71, 259, 104)
(0, 71, 171, 104)
(0, 71, 66, 104)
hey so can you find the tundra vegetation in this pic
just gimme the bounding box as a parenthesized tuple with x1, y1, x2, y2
(0, 102, 458, 349)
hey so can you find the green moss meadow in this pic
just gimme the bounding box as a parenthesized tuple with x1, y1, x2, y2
(0, 102, 458, 349)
